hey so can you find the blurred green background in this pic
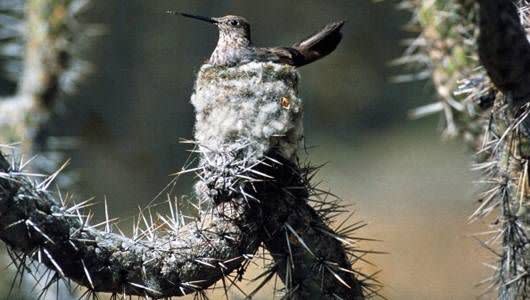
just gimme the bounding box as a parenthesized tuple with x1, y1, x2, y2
(0, 0, 489, 299)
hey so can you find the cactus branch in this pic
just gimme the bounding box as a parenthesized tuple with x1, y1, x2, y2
(475, 1, 530, 298)
(0, 150, 262, 298)
(402, 0, 530, 298)
(258, 160, 369, 299)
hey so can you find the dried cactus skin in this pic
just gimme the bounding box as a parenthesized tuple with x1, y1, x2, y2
(0, 62, 369, 299)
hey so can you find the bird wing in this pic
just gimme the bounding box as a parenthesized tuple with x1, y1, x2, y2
(253, 21, 345, 67)
(291, 21, 345, 66)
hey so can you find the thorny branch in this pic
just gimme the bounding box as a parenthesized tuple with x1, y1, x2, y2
(0, 151, 262, 298)
(0, 146, 371, 299)
(476, 1, 530, 298)
(257, 158, 367, 299)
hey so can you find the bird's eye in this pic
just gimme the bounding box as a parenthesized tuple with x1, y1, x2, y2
(229, 20, 239, 26)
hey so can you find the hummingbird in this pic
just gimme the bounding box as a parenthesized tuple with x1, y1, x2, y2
(167, 11, 345, 67)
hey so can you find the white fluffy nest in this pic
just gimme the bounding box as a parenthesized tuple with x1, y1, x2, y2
(191, 62, 303, 161)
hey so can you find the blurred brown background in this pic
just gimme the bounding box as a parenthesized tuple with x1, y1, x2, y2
(0, 0, 490, 299)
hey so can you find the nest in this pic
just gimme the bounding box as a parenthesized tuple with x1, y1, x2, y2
(192, 62, 303, 161)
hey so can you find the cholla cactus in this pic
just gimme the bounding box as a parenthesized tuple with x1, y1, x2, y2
(0, 0, 94, 175)
(397, 0, 491, 144)
(0, 61, 378, 299)
(400, 0, 530, 298)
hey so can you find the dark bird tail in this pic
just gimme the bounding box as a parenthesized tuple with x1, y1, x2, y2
(292, 21, 345, 67)
(254, 21, 345, 67)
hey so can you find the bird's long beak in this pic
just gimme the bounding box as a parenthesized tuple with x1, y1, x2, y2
(166, 11, 218, 24)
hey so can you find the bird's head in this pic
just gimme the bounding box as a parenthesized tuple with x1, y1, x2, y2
(168, 12, 251, 42)
(214, 15, 251, 40)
